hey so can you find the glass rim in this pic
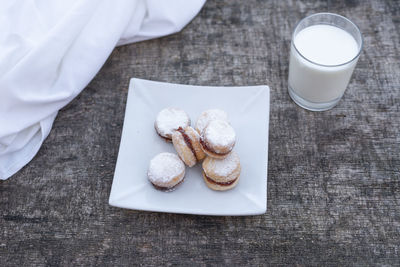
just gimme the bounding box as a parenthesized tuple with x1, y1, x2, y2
(291, 12, 364, 68)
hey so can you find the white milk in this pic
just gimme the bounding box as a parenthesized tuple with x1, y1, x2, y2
(288, 24, 359, 103)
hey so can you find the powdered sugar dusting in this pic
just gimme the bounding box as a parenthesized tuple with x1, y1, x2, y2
(203, 120, 236, 149)
(155, 108, 190, 137)
(206, 151, 240, 177)
(148, 153, 185, 183)
(196, 109, 228, 134)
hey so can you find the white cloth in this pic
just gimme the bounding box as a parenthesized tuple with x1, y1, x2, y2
(0, 0, 205, 180)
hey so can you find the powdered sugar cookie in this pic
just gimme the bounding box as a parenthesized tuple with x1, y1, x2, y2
(172, 126, 205, 167)
(195, 109, 228, 134)
(155, 108, 190, 142)
(202, 151, 241, 191)
(147, 153, 185, 192)
(200, 119, 236, 159)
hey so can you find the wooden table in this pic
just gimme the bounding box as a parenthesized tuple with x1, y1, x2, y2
(1, 0, 399, 265)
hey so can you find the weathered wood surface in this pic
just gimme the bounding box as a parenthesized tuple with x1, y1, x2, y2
(1, 0, 399, 266)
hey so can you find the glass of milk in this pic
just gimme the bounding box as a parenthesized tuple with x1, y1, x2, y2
(288, 13, 363, 111)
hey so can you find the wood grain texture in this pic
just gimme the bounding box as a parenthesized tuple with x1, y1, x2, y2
(1, 0, 399, 266)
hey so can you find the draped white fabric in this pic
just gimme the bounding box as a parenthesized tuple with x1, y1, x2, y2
(0, 0, 205, 179)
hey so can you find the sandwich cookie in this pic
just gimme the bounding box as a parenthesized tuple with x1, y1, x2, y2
(155, 108, 190, 142)
(147, 152, 185, 192)
(200, 119, 236, 159)
(195, 109, 229, 134)
(172, 126, 206, 167)
(202, 151, 241, 191)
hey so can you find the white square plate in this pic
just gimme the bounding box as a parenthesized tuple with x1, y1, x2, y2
(109, 78, 270, 216)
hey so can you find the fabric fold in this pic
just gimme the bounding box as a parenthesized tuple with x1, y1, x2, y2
(0, 0, 205, 180)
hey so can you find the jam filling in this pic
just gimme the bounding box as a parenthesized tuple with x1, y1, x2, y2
(200, 138, 230, 156)
(156, 131, 172, 142)
(177, 127, 197, 160)
(151, 179, 183, 192)
(204, 173, 237, 186)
